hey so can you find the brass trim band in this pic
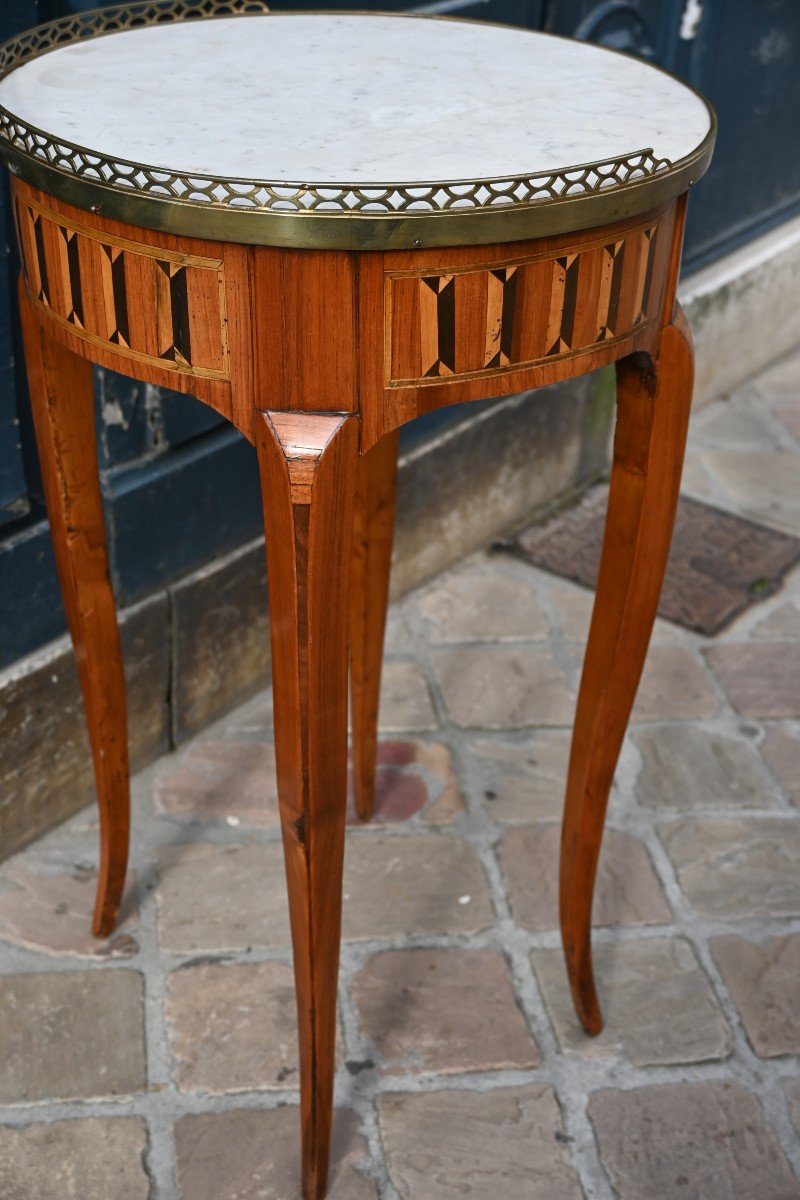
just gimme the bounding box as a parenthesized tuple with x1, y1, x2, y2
(0, 0, 717, 249)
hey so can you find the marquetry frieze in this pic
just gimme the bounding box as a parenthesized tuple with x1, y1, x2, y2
(386, 218, 666, 386)
(14, 196, 230, 381)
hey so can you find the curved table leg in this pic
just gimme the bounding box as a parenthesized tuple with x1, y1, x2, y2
(350, 428, 399, 820)
(18, 280, 130, 938)
(256, 411, 358, 1200)
(559, 306, 694, 1035)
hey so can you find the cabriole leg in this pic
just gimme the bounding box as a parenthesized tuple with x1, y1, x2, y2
(350, 428, 399, 820)
(560, 306, 694, 1034)
(18, 279, 130, 938)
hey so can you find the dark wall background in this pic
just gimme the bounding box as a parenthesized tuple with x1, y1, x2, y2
(2, 0, 799, 668)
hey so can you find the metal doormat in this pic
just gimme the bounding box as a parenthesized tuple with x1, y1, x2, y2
(503, 487, 800, 637)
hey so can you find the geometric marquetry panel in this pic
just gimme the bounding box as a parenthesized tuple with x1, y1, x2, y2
(14, 198, 229, 381)
(387, 217, 667, 386)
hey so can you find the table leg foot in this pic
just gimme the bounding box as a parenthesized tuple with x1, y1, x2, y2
(18, 278, 130, 938)
(350, 429, 398, 821)
(560, 307, 694, 1035)
(257, 410, 359, 1200)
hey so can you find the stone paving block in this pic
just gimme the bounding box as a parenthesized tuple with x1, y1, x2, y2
(384, 605, 413, 650)
(760, 727, 800, 804)
(175, 1106, 375, 1199)
(156, 842, 290, 953)
(342, 834, 493, 940)
(631, 647, 719, 721)
(776, 402, 800, 442)
(499, 824, 671, 931)
(377, 661, 437, 731)
(546, 579, 595, 642)
(377, 1085, 583, 1199)
(0, 970, 146, 1103)
(710, 933, 800, 1058)
(347, 740, 464, 826)
(705, 642, 800, 718)
(351, 948, 538, 1075)
(588, 1079, 799, 1200)
(784, 1078, 800, 1138)
(0, 862, 138, 957)
(698, 449, 800, 536)
(166, 961, 298, 1093)
(532, 937, 730, 1066)
(155, 739, 280, 827)
(155, 737, 463, 829)
(414, 562, 549, 641)
(471, 732, 571, 821)
(692, 395, 783, 451)
(632, 724, 777, 810)
(659, 816, 800, 919)
(0, 1117, 150, 1200)
(431, 645, 576, 728)
(752, 600, 800, 639)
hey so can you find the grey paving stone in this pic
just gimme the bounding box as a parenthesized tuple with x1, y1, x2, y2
(431, 645, 576, 728)
(342, 834, 493, 940)
(351, 948, 538, 1075)
(710, 933, 800, 1058)
(698, 449, 800, 536)
(784, 1078, 800, 1139)
(631, 647, 719, 721)
(0, 1117, 150, 1200)
(0, 861, 138, 958)
(156, 842, 290, 953)
(414, 561, 549, 641)
(166, 961, 298, 1093)
(546, 579, 596, 642)
(752, 600, 800, 640)
(532, 937, 731, 1066)
(377, 661, 438, 732)
(499, 824, 671, 931)
(659, 816, 800, 919)
(588, 1079, 799, 1200)
(377, 1085, 584, 1199)
(174, 1106, 375, 1199)
(154, 739, 280, 827)
(705, 642, 800, 718)
(632, 724, 778, 810)
(760, 726, 800, 805)
(471, 731, 572, 821)
(0, 970, 146, 1103)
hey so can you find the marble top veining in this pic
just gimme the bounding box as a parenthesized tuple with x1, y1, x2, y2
(0, 14, 712, 187)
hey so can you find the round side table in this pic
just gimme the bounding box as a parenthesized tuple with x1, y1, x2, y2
(0, 5, 715, 1196)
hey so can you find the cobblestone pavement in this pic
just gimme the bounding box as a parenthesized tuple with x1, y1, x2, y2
(1, 352, 799, 1199)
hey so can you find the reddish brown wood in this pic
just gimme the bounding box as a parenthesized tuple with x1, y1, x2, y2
(11, 179, 253, 438)
(350, 427, 399, 820)
(559, 303, 694, 1035)
(18, 277, 130, 938)
(256, 410, 359, 1200)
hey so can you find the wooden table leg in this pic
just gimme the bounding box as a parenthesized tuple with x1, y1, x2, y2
(350, 427, 399, 820)
(256, 410, 359, 1200)
(18, 279, 130, 938)
(559, 304, 694, 1035)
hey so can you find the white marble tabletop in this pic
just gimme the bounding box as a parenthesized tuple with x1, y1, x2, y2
(0, 13, 712, 187)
